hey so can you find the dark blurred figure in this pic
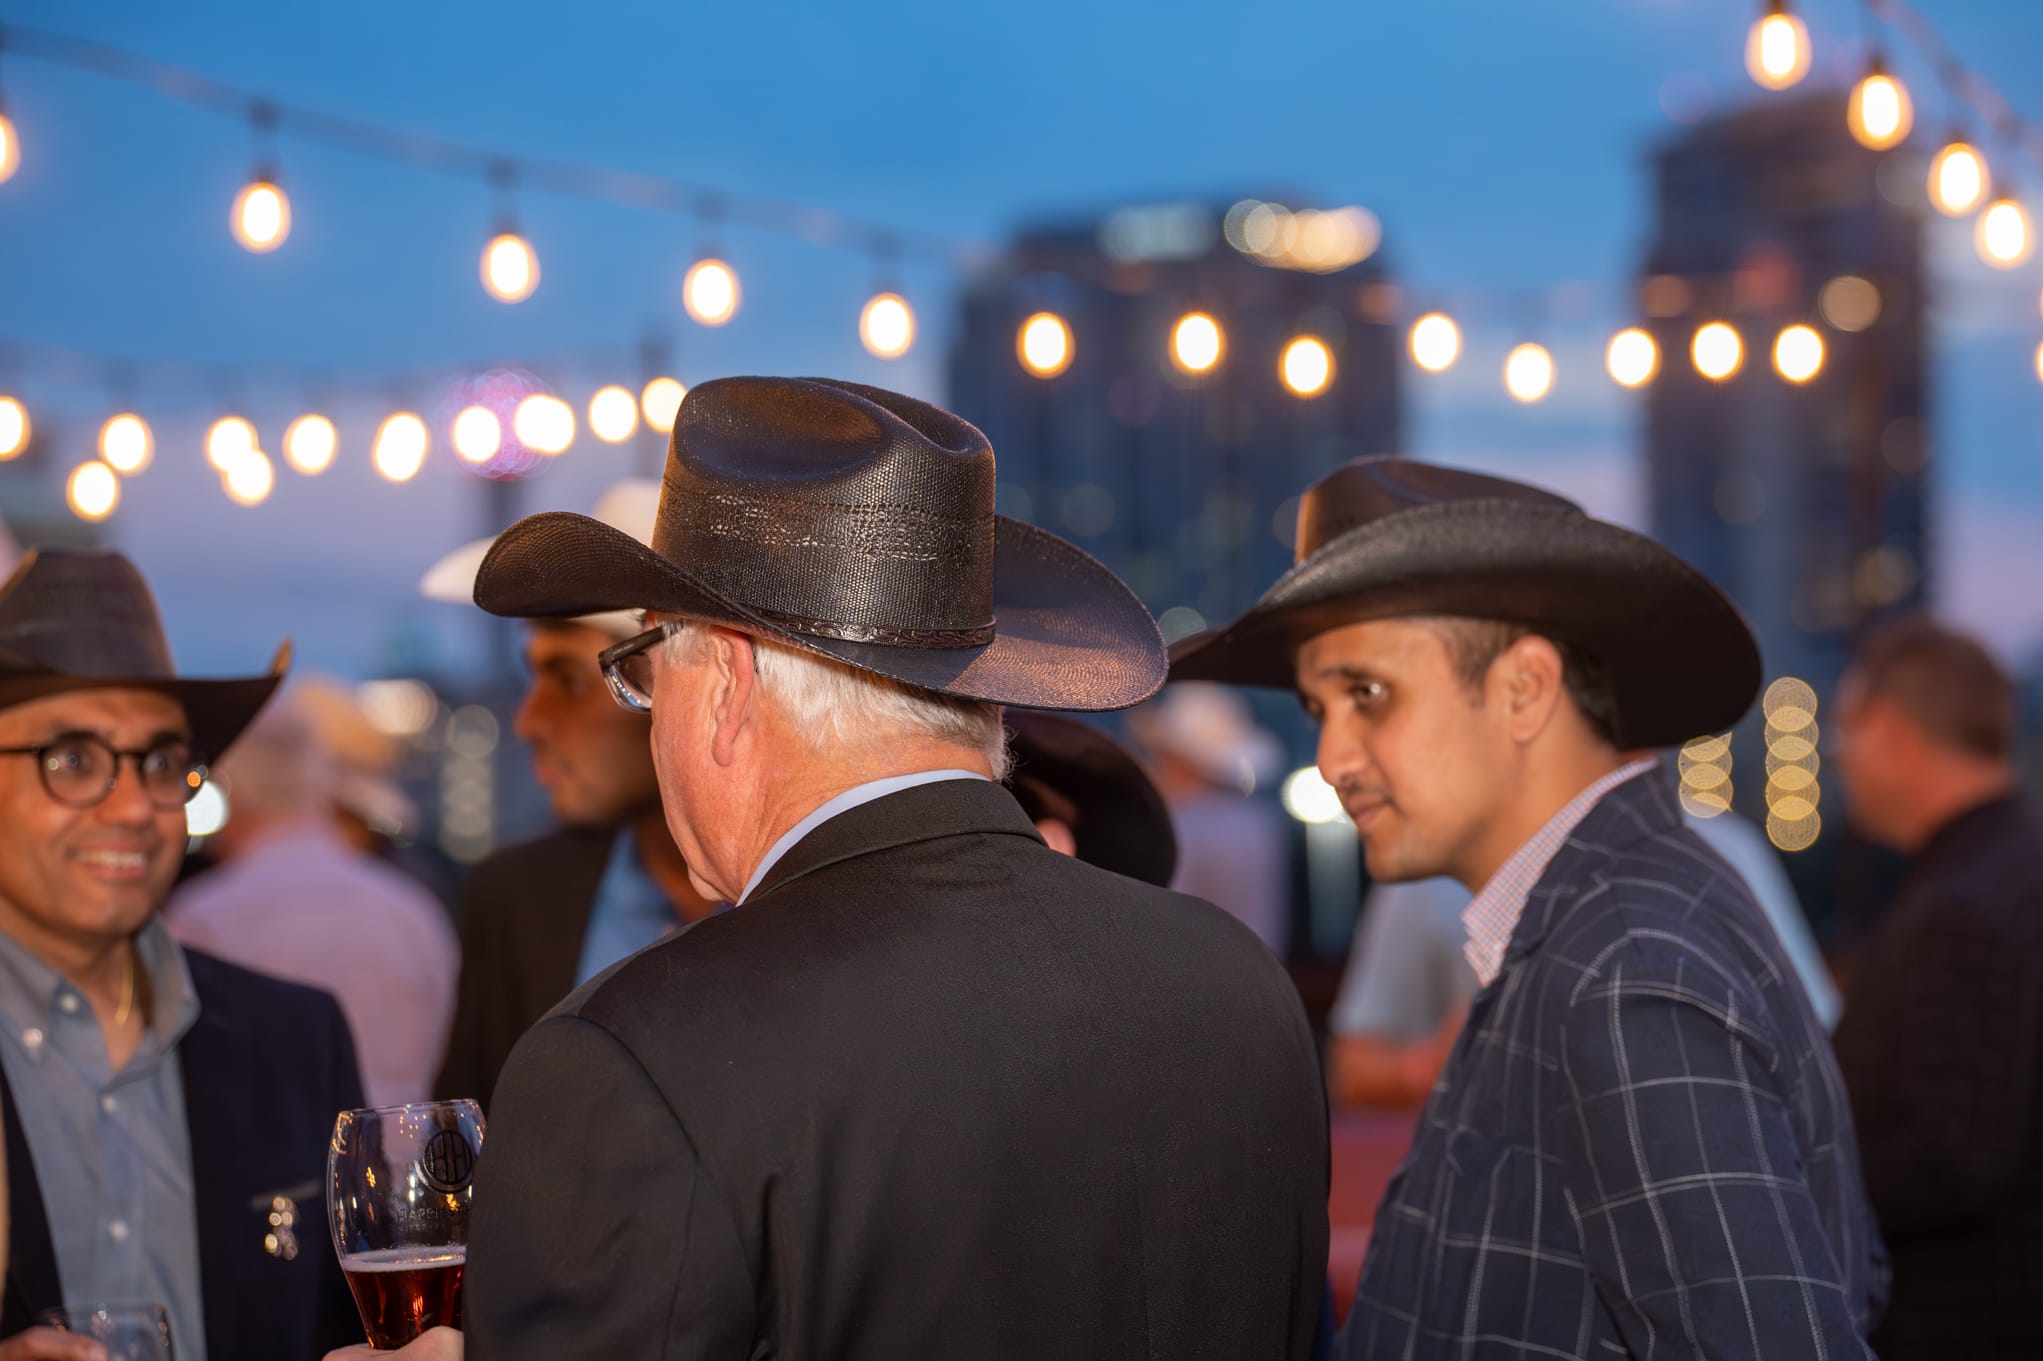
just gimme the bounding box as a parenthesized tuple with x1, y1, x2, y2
(1005, 712, 1176, 886)
(1830, 615, 2043, 1360)
(424, 481, 719, 1112)
(0, 549, 362, 1361)
(167, 687, 457, 1107)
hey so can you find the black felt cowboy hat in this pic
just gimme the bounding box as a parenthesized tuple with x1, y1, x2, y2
(0, 548, 289, 759)
(474, 377, 1166, 712)
(1005, 712, 1178, 887)
(1169, 456, 1761, 748)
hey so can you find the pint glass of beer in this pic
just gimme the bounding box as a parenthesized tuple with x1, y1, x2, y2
(328, 1100, 485, 1349)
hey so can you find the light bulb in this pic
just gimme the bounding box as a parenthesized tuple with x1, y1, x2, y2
(373, 413, 429, 482)
(683, 259, 740, 325)
(481, 233, 539, 303)
(0, 111, 22, 184)
(1848, 58, 1912, 151)
(1606, 329, 1659, 387)
(1409, 313, 1461, 372)
(67, 461, 120, 521)
(588, 386, 639, 443)
(205, 417, 256, 474)
(641, 377, 686, 432)
(1745, 3, 1811, 90)
(1928, 139, 1987, 216)
(1504, 343, 1555, 403)
(102, 414, 155, 474)
(1693, 322, 1744, 381)
(1170, 312, 1223, 374)
(1280, 336, 1334, 397)
(223, 449, 275, 506)
(452, 406, 503, 464)
(231, 180, 291, 252)
(1772, 324, 1825, 383)
(860, 293, 917, 359)
(0, 396, 28, 460)
(513, 394, 574, 455)
(283, 414, 336, 475)
(2035, 340, 2043, 386)
(1018, 312, 1074, 378)
(1977, 195, 2033, 268)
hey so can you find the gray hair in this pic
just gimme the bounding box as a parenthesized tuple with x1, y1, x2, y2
(663, 621, 1011, 780)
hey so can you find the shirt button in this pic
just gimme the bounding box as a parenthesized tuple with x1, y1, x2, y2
(58, 993, 81, 1014)
(21, 1027, 44, 1056)
(101, 1094, 118, 1115)
(108, 1219, 130, 1243)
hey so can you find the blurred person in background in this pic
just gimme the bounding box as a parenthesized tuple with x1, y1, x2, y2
(1128, 682, 1290, 952)
(423, 479, 718, 1112)
(1174, 456, 1883, 1360)
(0, 549, 362, 1361)
(1328, 795, 1839, 1113)
(166, 685, 457, 1107)
(1830, 615, 2043, 1360)
(1004, 712, 1177, 887)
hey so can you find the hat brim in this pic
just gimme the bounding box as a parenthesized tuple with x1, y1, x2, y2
(473, 513, 1166, 713)
(0, 642, 289, 764)
(1006, 713, 1177, 887)
(1169, 499, 1760, 749)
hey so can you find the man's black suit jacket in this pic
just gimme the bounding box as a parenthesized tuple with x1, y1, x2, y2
(1833, 794, 2043, 1360)
(2, 947, 366, 1361)
(435, 824, 613, 1111)
(468, 779, 1330, 1360)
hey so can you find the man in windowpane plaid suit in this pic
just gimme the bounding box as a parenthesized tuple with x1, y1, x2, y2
(1174, 457, 1887, 1360)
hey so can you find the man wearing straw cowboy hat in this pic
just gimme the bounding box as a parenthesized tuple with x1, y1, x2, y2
(0, 549, 364, 1361)
(1172, 456, 1886, 1359)
(440, 377, 1327, 1360)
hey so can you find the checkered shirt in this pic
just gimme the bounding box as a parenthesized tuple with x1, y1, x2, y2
(1462, 757, 1661, 986)
(1339, 769, 1887, 1361)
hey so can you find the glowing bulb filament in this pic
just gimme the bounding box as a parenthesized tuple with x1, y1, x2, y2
(233, 181, 291, 252)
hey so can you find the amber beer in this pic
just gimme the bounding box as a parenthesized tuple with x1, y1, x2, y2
(340, 1247, 466, 1349)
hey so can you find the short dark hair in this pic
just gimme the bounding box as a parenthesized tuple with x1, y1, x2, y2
(1850, 614, 2014, 761)
(1420, 617, 1622, 748)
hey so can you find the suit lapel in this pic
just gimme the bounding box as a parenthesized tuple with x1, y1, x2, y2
(179, 968, 247, 1361)
(0, 1060, 61, 1335)
(748, 779, 1043, 904)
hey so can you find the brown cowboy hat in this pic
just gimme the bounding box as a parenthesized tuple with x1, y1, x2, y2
(1005, 712, 1178, 887)
(1169, 457, 1761, 749)
(0, 548, 289, 761)
(473, 377, 1166, 712)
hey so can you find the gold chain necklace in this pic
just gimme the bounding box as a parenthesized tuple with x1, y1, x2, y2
(112, 952, 137, 1027)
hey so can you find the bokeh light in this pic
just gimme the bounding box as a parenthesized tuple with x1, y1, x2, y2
(860, 293, 917, 359)
(1745, 5, 1811, 90)
(231, 180, 291, 252)
(0, 397, 28, 460)
(1504, 343, 1555, 403)
(1409, 313, 1461, 373)
(1170, 312, 1224, 374)
(1018, 312, 1075, 378)
(67, 461, 120, 521)
(683, 259, 740, 325)
(1281, 767, 1349, 825)
(1977, 195, 2033, 268)
(0, 112, 18, 184)
(641, 377, 686, 432)
(102, 413, 155, 474)
(223, 449, 275, 506)
(1692, 322, 1744, 381)
(588, 386, 639, 443)
(1280, 336, 1334, 397)
(204, 416, 256, 474)
(452, 405, 503, 465)
(1678, 733, 1733, 818)
(513, 394, 575, 455)
(1819, 276, 1881, 332)
(283, 414, 337, 475)
(185, 780, 229, 838)
(1928, 139, 1987, 216)
(373, 412, 429, 482)
(1606, 328, 1659, 387)
(1772, 324, 1825, 383)
(481, 233, 540, 303)
(1848, 60, 1912, 150)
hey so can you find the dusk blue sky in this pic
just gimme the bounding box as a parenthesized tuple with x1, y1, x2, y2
(0, 0, 2038, 679)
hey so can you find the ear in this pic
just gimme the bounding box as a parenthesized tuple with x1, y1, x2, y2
(1492, 634, 1568, 745)
(707, 628, 764, 768)
(1034, 817, 1079, 858)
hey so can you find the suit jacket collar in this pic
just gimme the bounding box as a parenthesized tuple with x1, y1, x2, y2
(1500, 768, 1680, 972)
(747, 778, 1045, 904)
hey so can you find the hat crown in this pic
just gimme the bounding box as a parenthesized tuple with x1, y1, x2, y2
(1295, 457, 1580, 563)
(653, 377, 998, 646)
(0, 549, 177, 680)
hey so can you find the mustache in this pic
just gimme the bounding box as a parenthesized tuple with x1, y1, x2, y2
(1333, 779, 1392, 807)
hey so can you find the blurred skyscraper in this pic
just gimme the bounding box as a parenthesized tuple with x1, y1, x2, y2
(947, 198, 1403, 640)
(1641, 93, 1929, 933)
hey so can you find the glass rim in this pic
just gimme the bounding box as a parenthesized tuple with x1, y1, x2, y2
(37, 1301, 172, 1322)
(337, 1098, 483, 1120)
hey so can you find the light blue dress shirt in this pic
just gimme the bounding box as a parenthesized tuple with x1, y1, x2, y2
(738, 770, 990, 903)
(573, 831, 703, 987)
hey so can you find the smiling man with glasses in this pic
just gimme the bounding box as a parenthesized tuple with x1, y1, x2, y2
(0, 548, 366, 1361)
